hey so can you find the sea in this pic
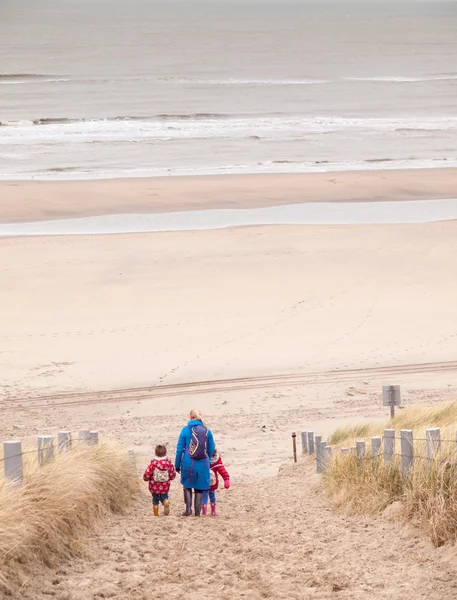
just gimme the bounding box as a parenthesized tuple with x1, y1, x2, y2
(1, 0, 457, 180)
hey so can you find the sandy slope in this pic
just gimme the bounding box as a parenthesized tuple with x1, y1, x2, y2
(20, 460, 457, 600)
(1, 217, 457, 597)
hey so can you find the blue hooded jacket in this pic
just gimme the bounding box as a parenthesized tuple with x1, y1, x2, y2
(175, 419, 215, 491)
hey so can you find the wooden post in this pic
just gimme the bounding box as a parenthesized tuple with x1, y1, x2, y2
(307, 431, 315, 455)
(317, 440, 326, 473)
(90, 431, 99, 446)
(38, 435, 54, 465)
(389, 386, 395, 419)
(400, 429, 414, 478)
(315, 435, 322, 472)
(371, 437, 382, 462)
(301, 431, 308, 454)
(324, 446, 333, 472)
(341, 448, 348, 456)
(292, 432, 297, 463)
(78, 430, 91, 446)
(3, 441, 23, 488)
(384, 429, 395, 463)
(58, 431, 72, 453)
(356, 440, 366, 459)
(426, 428, 441, 466)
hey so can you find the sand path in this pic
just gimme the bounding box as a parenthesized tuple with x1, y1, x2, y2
(23, 460, 457, 600)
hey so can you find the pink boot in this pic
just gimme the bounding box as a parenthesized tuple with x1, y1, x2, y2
(210, 502, 217, 516)
(202, 504, 208, 516)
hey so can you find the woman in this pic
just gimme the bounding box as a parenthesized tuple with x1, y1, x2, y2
(175, 408, 215, 517)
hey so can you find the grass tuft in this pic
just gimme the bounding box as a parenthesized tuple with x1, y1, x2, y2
(0, 442, 138, 592)
(323, 401, 457, 546)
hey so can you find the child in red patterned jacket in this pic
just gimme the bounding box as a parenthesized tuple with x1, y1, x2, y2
(202, 449, 230, 516)
(143, 445, 176, 516)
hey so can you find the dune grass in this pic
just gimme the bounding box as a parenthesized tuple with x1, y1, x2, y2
(0, 442, 139, 593)
(323, 401, 457, 546)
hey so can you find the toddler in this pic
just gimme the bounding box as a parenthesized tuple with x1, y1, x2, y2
(202, 449, 230, 516)
(143, 444, 176, 516)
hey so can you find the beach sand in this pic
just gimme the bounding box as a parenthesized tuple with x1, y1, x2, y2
(1, 171, 457, 598)
(2, 167, 457, 222)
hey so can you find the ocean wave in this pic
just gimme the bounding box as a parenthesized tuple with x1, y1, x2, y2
(0, 73, 69, 85)
(158, 77, 327, 85)
(5, 157, 457, 182)
(0, 73, 47, 80)
(1, 115, 457, 145)
(346, 75, 457, 83)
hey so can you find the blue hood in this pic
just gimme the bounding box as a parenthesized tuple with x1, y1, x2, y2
(187, 419, 204, 427)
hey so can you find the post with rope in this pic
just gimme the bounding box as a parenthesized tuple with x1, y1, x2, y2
(90, 431, 99, 446)
(384, 429, 395, 463)
(38, 435, 54, 466)
(58, 431, 72, 453)
(3, 440, 23, 489)
(371, 437, 382, 464)
(426, 428, 441, 467)
(315, 435, 322, 472)
(292, 432, 297, 463)
(324, 446, 332, 472)
(317, 441, 327, 473)
(400, 429, 414, 478)
(78, 430, 91, 446)
(307, 431, 315, 455)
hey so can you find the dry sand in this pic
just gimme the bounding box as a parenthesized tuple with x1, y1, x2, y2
(2, 167, 457, 222)
(1, 171, 457, 598)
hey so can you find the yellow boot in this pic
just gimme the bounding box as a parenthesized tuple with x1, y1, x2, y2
(153, 505, 159, 517)
(163, 499, 170, 516)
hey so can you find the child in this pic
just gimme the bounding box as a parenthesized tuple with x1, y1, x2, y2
(202, 449, 230, 516)
(143, 444, 176, 516)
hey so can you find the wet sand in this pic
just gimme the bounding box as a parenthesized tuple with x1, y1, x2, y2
(2, 168, 457, 223)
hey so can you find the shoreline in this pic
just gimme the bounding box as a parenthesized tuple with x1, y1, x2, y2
(2, 168, 457, 223)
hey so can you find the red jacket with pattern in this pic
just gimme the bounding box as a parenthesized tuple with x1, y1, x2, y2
(210, 455, 230, 491)
(143, 457, 176, 494)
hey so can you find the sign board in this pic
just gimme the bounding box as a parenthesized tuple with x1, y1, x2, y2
(382, 385, 401, 407)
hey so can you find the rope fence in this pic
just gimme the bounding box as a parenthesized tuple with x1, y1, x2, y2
(299, 428, 457, 477)
(1, 430, 100, 489)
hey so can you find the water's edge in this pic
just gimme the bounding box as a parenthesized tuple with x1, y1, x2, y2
(1, 199, 457, 237)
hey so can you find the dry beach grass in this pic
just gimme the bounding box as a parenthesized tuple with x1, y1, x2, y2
(0, 444, 138, 594)
(324, 401, 457, 546)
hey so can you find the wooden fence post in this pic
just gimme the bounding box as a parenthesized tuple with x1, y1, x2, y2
(301, 431, 308, 454)
(58, 431, 72, 453)
(356, 440, 366, 459)
(371, 437, 382, 463)
(341, 448, 348, 456)
(78, 430, 91, 446)
(400, 429, 414, 477)
(307, 432, 315, 455)
(38, 435, 54, 465)
(3, 441, 23, 488)
(90, 431, 99, 446)
(315, 435, 322, 472)
(324, 446, 333, 471)
(426, 428, 441, 466)
(384, 429, 395, 463)
(317, 440, 326, 473)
